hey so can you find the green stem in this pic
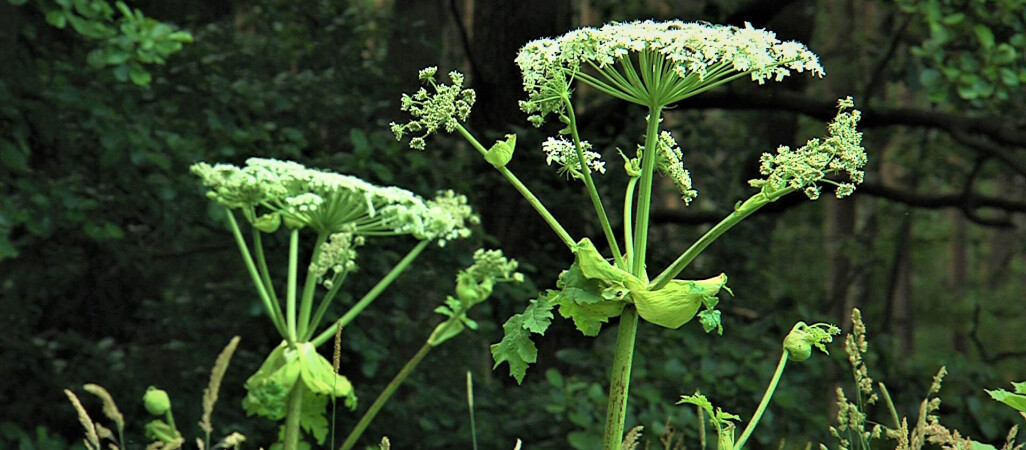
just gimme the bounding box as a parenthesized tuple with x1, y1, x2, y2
(622, 176, 638, 273)
(734, 351, 788, 450)
(225, 209, 287, 337)
(310, 240, 431, 347)
(650, 187, 794, 290)
(286, 229, 300, 345)
(564, 99, 625, 268)
(601, 105, 663, 449)
(454, 123, 575, 249)
(602, 306, 640, 450)
(252, 228, 281, 314)
(467, 371, 478, 450)
(298, 233, 328, 339)
(284, 380, 305, 450)
(164, 409, 179, 440)
(878, 382, 902, 429)
(305, 270, 348, 341)
(340, 341, 433, 450)
(631, 106, 663, 278)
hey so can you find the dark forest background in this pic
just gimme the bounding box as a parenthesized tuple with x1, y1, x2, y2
(1, 0, 1024, 448)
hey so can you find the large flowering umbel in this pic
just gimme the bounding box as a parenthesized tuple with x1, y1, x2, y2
(190, 158, 478, 244)
(516, 20, 825, 125)
(749, 97, 866, 200)
(390, 67, 476, 150)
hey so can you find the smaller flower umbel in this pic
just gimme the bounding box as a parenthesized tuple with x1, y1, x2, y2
(390, 67, 476, 151)
(542, 137, 606, 179)
(191, 158, 478, 242)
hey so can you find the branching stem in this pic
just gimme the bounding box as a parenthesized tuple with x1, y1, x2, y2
(225, 209, 287, 337)
(564, 98, 625, 267)
(454, 123, 576, 249)
(310, 240, 431, 347)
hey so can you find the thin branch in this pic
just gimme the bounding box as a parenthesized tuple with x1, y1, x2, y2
(675, 90, 1026, 147)
(447, 0, 479, 80)
(651, 182, 1023, 229)
(858, 182, 1024, 214)
(950, 129, 1026, 176)
(862, 15, 912, 104)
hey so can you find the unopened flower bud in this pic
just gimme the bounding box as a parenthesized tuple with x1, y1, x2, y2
(143, 386, 171, 415)
(252, 213, 281, 233)
(783, 329, 813, 361)
(782, 321, 838, 362)
(485, 134, 516, 168)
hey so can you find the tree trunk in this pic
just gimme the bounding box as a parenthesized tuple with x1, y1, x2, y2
(811, 0, 862, 329)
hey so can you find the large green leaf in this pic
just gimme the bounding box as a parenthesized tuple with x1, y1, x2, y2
(490, 314, 538, 384)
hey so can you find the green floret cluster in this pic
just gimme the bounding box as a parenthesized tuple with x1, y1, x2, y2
(389, 67, 476, 150)
(191, 158, 478, 244)
(463, 248, 524, 285)
(749, 97, 866, 200)
(651, 131, 698, 204)
(308, 229, 364, 288)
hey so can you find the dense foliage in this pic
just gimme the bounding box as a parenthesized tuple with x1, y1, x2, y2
(1, 0, 1022, 449)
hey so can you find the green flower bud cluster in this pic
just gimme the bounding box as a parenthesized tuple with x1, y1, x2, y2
(191, 158, 477, 245)
(390, 67, 476, 150)
(309, 230, 364, 288)
(749, 97, 866, 200)
(430, 249, 523, 346)
(649, 131, 698, 204)
(463, 248, 524, 287)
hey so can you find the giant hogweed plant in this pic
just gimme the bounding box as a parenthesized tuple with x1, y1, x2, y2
(392, 20, 867, 448)
(66, 158, 524, 449)
(186, 158, 519, 449)
(63, 246, 522, 450)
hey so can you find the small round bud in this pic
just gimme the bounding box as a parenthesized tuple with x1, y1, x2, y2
(143, 386, 171, 415)
(783, 334, 808, 362)
(784, 330, 812, 362)
(252, 213, 282, 233)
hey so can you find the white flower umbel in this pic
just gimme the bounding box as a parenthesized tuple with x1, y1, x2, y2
(516, 20, 824, 124)
(542, 136, 606, 180)
(749, 97, 866, 200)
(191, 158, 477, 244)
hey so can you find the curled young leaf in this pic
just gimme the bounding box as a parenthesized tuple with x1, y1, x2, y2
(782, 322, 840, 362)
(485, 134, 516, 168)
